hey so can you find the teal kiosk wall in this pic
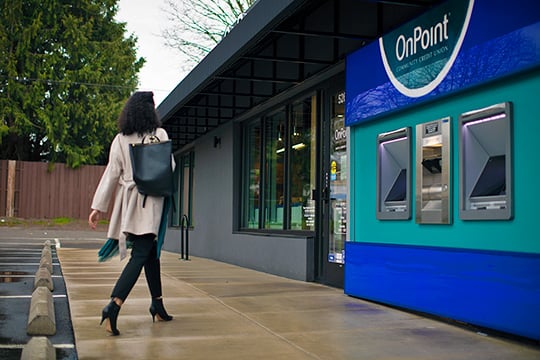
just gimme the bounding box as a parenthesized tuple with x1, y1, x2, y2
(344, 0, 540, 340)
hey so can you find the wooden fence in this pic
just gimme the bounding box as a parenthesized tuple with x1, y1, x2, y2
(0, 159, 107, 220)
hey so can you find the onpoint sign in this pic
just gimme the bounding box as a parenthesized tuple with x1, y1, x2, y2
(379, 0, 475, 98)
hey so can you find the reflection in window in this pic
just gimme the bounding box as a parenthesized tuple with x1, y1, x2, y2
(290, 97, 316, 230)
(243, 122, 260, 228)
(329, 91, 347, 263)
(264, 110, 286, 229)
(241, 94, 317, 231)
(171, 151, 194, 228)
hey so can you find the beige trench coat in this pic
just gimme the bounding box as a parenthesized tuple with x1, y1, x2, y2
(91, 127, 174, 260)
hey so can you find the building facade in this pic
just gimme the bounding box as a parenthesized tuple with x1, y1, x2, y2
(158, 0, 540, 340)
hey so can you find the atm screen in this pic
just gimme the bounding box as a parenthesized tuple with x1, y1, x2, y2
(471, 155, 506, 197)
(385, 169, 407, 202)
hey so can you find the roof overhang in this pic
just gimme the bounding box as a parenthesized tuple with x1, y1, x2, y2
(157, 0, 444, 151)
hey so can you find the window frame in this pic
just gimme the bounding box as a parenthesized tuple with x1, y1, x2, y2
(239, 92, 317, 234)
(171, 150, 194, 228)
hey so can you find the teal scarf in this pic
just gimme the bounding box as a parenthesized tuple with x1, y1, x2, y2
(98, 197, 171, 262)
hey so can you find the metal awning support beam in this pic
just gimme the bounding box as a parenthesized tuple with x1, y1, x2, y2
(169, 114, 234, 121)
(214, 75, 300, 84)
(182, 103, 250, 110)
(198, 90, 273, 98)
(241, 55, 333, 65)
(375, 0, 435, 7)
(271, 29, 375, 41)
(166, 123, 218, 129)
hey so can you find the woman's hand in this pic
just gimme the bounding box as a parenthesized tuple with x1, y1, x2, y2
(88, 209, 101, 230)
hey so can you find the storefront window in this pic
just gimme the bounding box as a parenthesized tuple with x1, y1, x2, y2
(243, 121, 261, 229)
(290, 96, 316, 230)
(263, 110, 286, 229)
(241, 94, 316, 232)
(171, 151, 194, 228)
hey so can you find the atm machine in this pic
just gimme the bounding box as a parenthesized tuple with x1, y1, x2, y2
(459, 102, 512, 220)
(416, 118, 451, 224)
(376, 127, 411, 220)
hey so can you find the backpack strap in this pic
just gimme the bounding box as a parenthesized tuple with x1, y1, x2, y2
(142, 194, 148, 208)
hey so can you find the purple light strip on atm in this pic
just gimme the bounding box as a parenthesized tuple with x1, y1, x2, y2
(464, 113, 506, 126)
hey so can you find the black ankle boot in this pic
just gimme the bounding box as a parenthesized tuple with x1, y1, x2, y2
(149, 298, 173, 322)
(100, 299, 121, 335)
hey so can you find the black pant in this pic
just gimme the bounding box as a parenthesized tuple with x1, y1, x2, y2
(111, 233, 162, 301)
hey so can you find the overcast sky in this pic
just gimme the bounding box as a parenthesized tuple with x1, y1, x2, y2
(116, 0, 186, 106)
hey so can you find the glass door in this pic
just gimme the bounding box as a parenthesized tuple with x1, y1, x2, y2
(319, 87, 347, 287)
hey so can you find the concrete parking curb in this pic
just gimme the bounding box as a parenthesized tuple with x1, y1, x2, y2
(34, 266, 54, 291)
(35, 241, 54, 291)
(27, 286, 56, 335)
(20, 241, 59, 359)
(27, 240, 57, 336)
(20, 336, 56, 360)
(40, 246, 53, 274)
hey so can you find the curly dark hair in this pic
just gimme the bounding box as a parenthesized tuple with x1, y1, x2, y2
(118, 91, 162, 136)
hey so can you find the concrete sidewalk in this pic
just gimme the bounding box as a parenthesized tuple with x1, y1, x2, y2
(56, 246, 540, 360)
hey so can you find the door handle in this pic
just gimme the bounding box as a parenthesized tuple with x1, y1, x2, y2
(322, 186, 330, 202)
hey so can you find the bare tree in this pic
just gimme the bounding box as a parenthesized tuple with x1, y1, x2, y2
(161, 0, 255, 71)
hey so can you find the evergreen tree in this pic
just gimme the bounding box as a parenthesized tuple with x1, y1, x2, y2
(0, 0, 144, 167)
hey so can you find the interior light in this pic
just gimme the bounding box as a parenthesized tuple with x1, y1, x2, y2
(276, 143, 306, 153)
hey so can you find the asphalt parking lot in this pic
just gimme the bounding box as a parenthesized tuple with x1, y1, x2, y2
(0, 227, 104, 360)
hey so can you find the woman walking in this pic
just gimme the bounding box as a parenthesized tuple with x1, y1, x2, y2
(88, 91, 173, 336)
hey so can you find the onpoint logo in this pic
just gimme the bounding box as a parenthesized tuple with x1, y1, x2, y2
(395, 14, 449, 62)
(379, 0, 474, 98)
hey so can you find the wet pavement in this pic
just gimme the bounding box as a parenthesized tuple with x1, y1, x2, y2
(1, 227, 540, 359)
